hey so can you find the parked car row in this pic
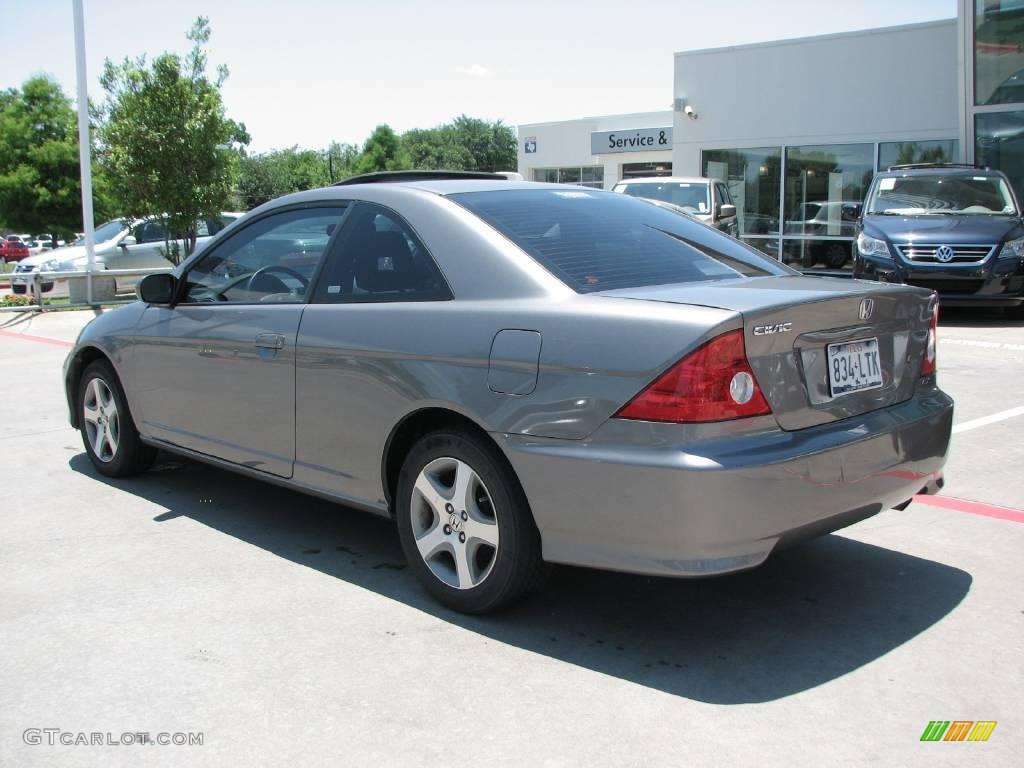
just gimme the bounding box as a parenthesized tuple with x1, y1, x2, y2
(9, 213, 243, 295)
(0, 234, 69, 262)
(607, 164, 1024, 315)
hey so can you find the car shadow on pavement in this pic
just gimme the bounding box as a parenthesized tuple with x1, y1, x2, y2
(70, 452, 972, 705)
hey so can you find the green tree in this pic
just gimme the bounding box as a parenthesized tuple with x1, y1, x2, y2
(0, 76, 113, 240)
(400, 116, 516, 173)
(325, 141, 360, 183)
(98, 17, 249, 262)
(236, 146, 329, 209)
(235, 142, 359, 208)
(402, 126, 473, 170)
(448, 115, 517, 172)
(350, 125, 408, 175)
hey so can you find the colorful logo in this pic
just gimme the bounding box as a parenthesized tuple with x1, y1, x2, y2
(920, 721, 997, 742)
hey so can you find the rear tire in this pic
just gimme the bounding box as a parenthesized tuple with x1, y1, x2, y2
(396, 429, 546, 613)
(78, 360, 157, 477)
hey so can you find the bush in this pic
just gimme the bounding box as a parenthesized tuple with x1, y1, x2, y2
(1, 293, 33, 307)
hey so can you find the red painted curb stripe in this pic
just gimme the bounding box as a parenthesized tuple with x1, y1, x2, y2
(913, 494, 1024, 524)
(0, 329, 73, 348)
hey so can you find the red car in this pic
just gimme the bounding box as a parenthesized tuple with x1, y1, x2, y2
(0, 237, 32, 262)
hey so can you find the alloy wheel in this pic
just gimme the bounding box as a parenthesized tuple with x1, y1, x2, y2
(82, 377, 120, 463)
(410, 457, 500, 590)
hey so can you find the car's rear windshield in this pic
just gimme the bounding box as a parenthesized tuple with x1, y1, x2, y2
(867, 174, 1018, 215)
(451, 189, 793, 293)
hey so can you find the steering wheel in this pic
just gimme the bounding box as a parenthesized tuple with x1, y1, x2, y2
(245, 265, 309, 294)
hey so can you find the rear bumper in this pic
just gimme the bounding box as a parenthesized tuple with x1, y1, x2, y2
(499, 384, 953, 577)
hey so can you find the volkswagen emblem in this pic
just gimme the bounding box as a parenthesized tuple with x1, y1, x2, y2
(858, 298, 874, 321)
(935, 245, 956, 263)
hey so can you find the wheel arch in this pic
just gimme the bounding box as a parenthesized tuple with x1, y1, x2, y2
(381, 407, 526, 518)
(65, 345, 115, 430)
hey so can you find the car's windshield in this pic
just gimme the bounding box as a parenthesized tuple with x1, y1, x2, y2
(615, 181, 711, 214)
(867, 174, 1018, 215)
(452, 189, 794, 294)
(90, 219, 129, 243)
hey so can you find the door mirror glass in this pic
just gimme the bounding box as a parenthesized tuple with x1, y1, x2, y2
(717, 203, 737, 219)
(138, 273, 177, 303)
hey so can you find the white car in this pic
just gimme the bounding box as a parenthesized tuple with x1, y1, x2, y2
(612, 176, 739, 235)
(10, 214, 243, 295)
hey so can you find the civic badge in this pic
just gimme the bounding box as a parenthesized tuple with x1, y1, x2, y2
(858, 298, 874, 321)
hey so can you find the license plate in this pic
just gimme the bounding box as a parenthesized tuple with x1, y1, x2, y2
(827, 338, 883, 397)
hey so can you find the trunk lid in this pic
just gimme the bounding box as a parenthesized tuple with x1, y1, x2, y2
(600, 275, 936, 431)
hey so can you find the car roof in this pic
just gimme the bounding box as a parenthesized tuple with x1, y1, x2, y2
(875, 166, 1007, 178)
(317, 179, 602, 196)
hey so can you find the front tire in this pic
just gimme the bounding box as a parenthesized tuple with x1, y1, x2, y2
(78, 360, 156, 477)
(396, 429, 546, 613)
(824, 242, 850, 269)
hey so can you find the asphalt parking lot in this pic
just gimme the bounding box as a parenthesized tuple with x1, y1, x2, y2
(1, 306, 1022, 767)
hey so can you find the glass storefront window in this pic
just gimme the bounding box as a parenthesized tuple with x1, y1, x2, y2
(741, 237, 779, 259)
(782, 239, 855, 270)
(702, 147, 781, 237)
(878, 140, 959, 170)
(976, 111, 1024, 200)
(782, 144, 872, 272)
(621, 162, 673, 179)
(559, 167, 582, 185)
(975, 1, 1024, 106)
(581, 166, 604, 187)
(532, 167, 603, 188)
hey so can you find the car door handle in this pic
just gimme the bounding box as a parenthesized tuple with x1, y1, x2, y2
(254, 333, 286, 350)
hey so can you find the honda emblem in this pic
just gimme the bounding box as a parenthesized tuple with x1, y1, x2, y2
(859, 298, 874, 321)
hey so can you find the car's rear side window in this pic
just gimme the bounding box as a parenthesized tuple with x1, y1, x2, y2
(452, 189, 792, 293)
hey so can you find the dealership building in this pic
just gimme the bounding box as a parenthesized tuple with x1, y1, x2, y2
(517, 0, 1024, 271)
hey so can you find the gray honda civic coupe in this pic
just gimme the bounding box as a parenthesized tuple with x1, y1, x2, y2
(63, 172, 953, 613)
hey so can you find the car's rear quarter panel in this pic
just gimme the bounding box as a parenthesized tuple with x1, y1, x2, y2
(293, 296, 736, 506)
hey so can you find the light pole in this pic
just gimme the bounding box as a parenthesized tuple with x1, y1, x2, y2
(72, 0, 96, 305)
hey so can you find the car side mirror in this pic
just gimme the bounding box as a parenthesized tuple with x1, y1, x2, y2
(120, 235, 137, 248)
(717, 203, 737, 219)
(138, 273, 177, 304)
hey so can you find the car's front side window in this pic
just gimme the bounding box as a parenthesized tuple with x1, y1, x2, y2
(181, 206, 346, 304)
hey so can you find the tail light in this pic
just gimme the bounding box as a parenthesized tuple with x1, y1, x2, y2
(615, 329, 771, 423)
(921, 303, 938, 377)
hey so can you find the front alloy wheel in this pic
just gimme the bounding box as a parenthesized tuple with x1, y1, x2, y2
(82, 376, 120, 463)
(78, 360, 156, 477)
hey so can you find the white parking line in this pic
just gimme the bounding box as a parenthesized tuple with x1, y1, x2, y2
(952, 405, 1024, 434)
(942, 337, 1024, 353)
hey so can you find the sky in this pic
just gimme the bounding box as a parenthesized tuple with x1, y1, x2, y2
(2, 0, 957, 153)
